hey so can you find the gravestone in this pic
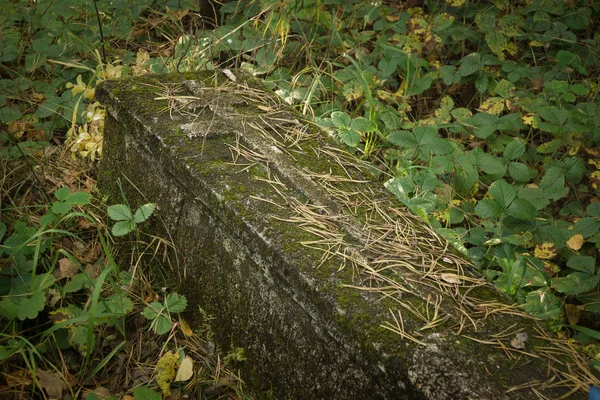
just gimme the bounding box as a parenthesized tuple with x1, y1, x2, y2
(97, 71, 588, 399)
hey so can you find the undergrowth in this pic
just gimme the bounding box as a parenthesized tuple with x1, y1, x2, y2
(2, 0, 600, 396)
(0, 1, 249, 398)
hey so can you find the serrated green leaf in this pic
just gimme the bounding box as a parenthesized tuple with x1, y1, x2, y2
(52, 201, 71, 215)
(112, 220, 137, 237)
(387, 130, 415, 147)
(142, 302, 162, 320)
(574, 217, 600, 239)
(55, 187, 71, 201)
(134, 203, 156, 224)
(567, 256, 596, 275)
(495, 79, 515, 98)
(459, 53, 482, 77)
(475, 199, 504, 219)
(587, 203, 600, 217)
(554, 272, 600, 296)
(330, 111, 351, 129)
(152, 314, 173, 335)
(509, 162, 535, 183)
(165, 293, 187, 313)
(522, 289, 562, 320)
(565, 157, 586, 184)
(338, 128, 360, 147)
(0, 106, 22, 123)
(503, 140, 525, 161)
(133, 387, 162, 400)
(507, 198, 537, 220)
(476, 152, 506, 175)
(0, 290, 47, 320)
(536, 139, 562, 154)
(350, 117, 376, 133)
(63, 273, 90, 293)
(66, 191, 92, 206)
(104, 294, 134, 315)
(107, 204, 133, 221)
(488, 179, 517, 209)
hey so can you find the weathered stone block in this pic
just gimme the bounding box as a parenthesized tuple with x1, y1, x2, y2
(97, 72, 586, 399)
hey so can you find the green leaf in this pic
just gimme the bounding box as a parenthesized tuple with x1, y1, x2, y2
(338, 128, 361, 147)
(133, 387, 162, 400)
(565, 157, 586, 184)
(55, 187, 71, 201)
(587, 203, 600, 217)
(458, 53, 483, 77)
(522, 289, 562, 320)
(112, 220, 137, 237)
(134, 203, 156, 224)
(539, 166, 567, 200)
(475, 199, 504, 219)
(0, 290, 46, 320)
(567, 256, 596, 275)
(475, 74, 489, 93)
(63, 273, 91, 293)
(475, 152, 506, 175)
(488, 179, 516, 209)
(413, 126, 453, 156)
(503, 140, 525, 161)
(508, 162, 535, 183)
(108, 204, 133, 221)
(553, 272, 600, 296)
(142, 302, 161, 320)
(574, 217, 600, 239)
(0, 106, 22, 123)
(330, 111, 351, 129)
(388, 130, 415, 147)
(165, 293, 187, 313)
(52, 201, 72, 215)
(495, 79, 515, 98)
(151, 314, 173, 335)
(67, 191, 92, 206)
(507, 198, 537, 220)
(350, 117, 376, 133)
(464, 112, 498, 139)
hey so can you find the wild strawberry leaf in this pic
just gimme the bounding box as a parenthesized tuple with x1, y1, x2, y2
(488, 179, 517, 209)
(567, 256, 596, 275)
(554, 272, 600, 296)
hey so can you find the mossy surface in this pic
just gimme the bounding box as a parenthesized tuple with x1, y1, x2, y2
(97, 72, 583, 400)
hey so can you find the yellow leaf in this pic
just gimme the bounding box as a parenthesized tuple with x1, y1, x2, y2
(179, 317, 193, 337)
(155, 351, 179, 396)
(566, 234, 584, 251)
(534, 242, 557, 259)
(175, 356, 194, 382)
(478, 97, 505, 115)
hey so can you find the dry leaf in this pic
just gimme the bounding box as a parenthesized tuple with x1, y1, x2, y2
(5, 369, 32, 387)
(566, 234, 584, 251)
(174, 356, 194, 382)
(510, 332, 528, 349)
(55, 257, 79, 280)
(440, 273, 462, 284)
(179, 317, 193, 337)
(83, 387, 112, 399)
(36, 369, 67, 399)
